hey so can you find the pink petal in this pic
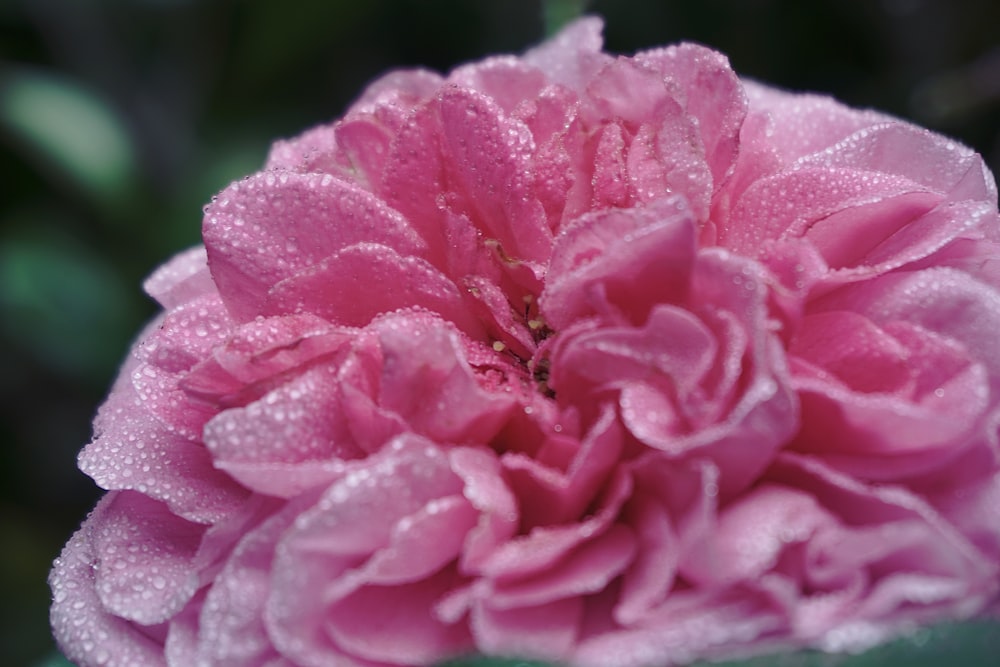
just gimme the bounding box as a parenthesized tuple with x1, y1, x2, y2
(164, 590, 203, 667)
(487, 525, 635, 610)
(794, 121, 997, 203)
(591, 122, 630, 208)
(682, 485, 835, 586)
(267, 436, 469, 665)
(587, 56, 675, 125)
(80, 388, 247, 525)
(143, 246, 216, 309)
(771, 453, 997, 584)
(204, 171, 425, 320)
(134, 293, 232, 375)
(449, 56, 548, 112)
(725, 166, 941, 265)
(461, 273, 538, 358)
(472, 597, 582, 661)
(50, 496, 169, 667)
(626, 116, 713, 220)
(196, 503, 299, 667)
(325, 573, 473, 664)
(203, 366, 361, 498)
(436, 85, 552, 262)
(792, 311, 913, 394)
(264, 242, 485, 336)
(814, 267, 1000, 387)
(542, 197, 697, 329)
(613, 492, 677, 625)
(575, 587, 788, 667)
(839, 199, 995, 280)
(449, 446, 520, 572)
(90, 492, 204, 624)
(502, 404, 624, 529)
(264, 123, 338, 172)
(476, 469, 633, 581)
(929, 471, 1000, 557)
(743, 84, 893, 162)
(266, 118, 396, 191)
(790, 310, 992, 482)
(644, 44, 748, 187)
(369, 310, 515, 443)
(615, 458, 720, 625)
(523, 16, 608, 91)
(515, 85, 583, 228)
(181, 313, 350, 401)
(349, 68, 444, 116)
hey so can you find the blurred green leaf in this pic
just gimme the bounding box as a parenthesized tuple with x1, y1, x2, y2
(543, 0, 590, 36)
(33, 652, 75, 667)
(0, 510, 68, 667)
(0, 68, 137, 206)
(0, 229, 142, 383)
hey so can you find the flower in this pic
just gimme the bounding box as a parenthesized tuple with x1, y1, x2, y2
(51, 17, 1000, 667)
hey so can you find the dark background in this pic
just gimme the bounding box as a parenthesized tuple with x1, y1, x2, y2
(2, 1, 998, 664)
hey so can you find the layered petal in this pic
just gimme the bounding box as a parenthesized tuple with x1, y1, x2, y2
(52, 17, 1000, 667)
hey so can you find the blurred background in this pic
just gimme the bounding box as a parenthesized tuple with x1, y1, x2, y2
(1, 0, 998, 664)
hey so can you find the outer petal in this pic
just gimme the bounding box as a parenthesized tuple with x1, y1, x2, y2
(89, 492, 204, 625)
(766, 453, 1000, 644)
(812, 267, 1000, 388)
(50, 495, 170, 667)
(143, 246, 216, 310)
(80, 381, 247, 525)
(743, 83, 894, 162)
(725, 166, 942, 266)
(203, 172, 425, 320)
(523, 16, 608, 91)
(574, 587, 787, 667)
(266, 436, 475, 667)
(202, 365, 359, 498)
(793, 121, 997, 203)
(448, 56, 548, 113)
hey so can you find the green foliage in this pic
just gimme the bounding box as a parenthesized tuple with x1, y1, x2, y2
(0, 70, 137, 208)
(543, 0, 591, 35)
(33, 653, 76, 667)
(0, 230, 140, 382)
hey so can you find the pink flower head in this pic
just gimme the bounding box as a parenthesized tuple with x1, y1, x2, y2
(51, 18, 1000, 667)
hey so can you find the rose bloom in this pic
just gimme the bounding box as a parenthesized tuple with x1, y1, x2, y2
(51, 18, 1000, 667)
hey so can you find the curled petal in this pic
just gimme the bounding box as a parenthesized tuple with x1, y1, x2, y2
(265, 242, 484, 336)
(204, 172, 425, 320)
(543, 197, 696, 329)
(50, 497, 170, 667)
(143, 246, 216, 310)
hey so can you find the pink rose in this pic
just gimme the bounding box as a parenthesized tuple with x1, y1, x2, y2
(51, 18, 1000, 667)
